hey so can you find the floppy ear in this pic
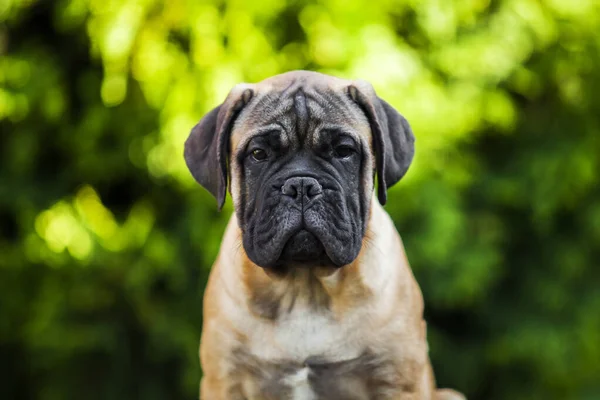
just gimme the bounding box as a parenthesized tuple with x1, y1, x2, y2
(347, 81, 415, 205)
(184, 86, 254, 210)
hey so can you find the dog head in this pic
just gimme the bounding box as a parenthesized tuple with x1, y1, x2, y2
(185, 71, 414, 269)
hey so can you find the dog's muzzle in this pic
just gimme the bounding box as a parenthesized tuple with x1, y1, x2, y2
(279, 176, 327, 264)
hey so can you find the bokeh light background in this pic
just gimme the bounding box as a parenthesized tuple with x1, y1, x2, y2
(2, 0, 600, 399)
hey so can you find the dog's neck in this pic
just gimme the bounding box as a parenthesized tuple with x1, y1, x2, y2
(215, 199, 410, 321)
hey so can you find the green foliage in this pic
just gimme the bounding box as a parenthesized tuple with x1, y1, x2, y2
(1, 0, 600, 399)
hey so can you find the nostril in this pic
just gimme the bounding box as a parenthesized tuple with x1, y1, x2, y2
(282, 181, 298, 198)
(306, 182, 323, 198)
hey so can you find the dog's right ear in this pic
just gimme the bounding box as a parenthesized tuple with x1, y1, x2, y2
(184, 86, 254, 210)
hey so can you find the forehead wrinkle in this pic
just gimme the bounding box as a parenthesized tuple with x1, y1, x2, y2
(279, 79, 302, 97)
(250, 92, 290, 123)
(254, 92, 295, 122)
(303, 91, 343, 125)
(258, 93, 301, 147)
(231, 93, 294, 152)
(294, 89, 309, 144)
(264, 103, 296, 146)
(232, 110, 294, 153)
(303, 91, 366, 146)
(313, 90, 358, 122)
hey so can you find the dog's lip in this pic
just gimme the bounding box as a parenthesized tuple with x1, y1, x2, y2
(255, 225, 299, 267)
(249, 208, 347, 269)
(292, 228, 317, 240)
(283, 226, 317, 246)
(275, 224, 347, 268)
(276, 227, 331, 265)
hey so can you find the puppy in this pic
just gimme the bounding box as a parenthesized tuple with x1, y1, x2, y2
(185, 70, 465, 400)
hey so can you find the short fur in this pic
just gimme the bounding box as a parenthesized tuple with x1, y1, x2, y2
(185, 71, 465, 400)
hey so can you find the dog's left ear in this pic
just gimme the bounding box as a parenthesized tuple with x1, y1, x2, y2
(348, 81, 415, 205)
(184, 85, 254, 210)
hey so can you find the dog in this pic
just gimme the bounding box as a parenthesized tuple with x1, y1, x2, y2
(184, 71, 465, 400)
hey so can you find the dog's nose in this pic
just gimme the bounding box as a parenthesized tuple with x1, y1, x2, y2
(282, 177, 323, 201)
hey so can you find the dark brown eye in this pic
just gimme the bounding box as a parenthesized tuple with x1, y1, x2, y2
(334, 145, 355, 158)
(251, 148, 268, 161)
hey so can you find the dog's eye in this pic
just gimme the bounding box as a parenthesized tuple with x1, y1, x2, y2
(334, 145, 355, 158)
(251, 149, 268, 161)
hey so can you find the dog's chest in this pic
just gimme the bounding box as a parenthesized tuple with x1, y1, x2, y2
(233, 350, 387, 400)
(247, 301, 364, 361)
(232, 306, 396, 400)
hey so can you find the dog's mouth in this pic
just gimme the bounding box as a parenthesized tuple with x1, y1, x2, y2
(244, 202, 361, 269)
(278, 229, 329, 265)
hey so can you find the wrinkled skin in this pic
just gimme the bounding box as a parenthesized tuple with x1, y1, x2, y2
(185, 71, 465, 400)
(233, 88, 372, 269)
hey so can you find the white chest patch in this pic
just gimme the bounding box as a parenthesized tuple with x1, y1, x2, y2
(283, 367, 315, 400)
(247, 303, 364, 362)
(233, 303, 378, 400)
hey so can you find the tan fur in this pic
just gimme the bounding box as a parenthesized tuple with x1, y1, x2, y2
(198, 71, 464, 399)
(200, 202, 462, 399)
